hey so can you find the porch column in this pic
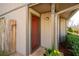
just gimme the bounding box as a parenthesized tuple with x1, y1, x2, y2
(51, 4, 55, 49)
(54, 14, 59, 50)
(51, 4, 60, 50)
(26, 4, 29, 55)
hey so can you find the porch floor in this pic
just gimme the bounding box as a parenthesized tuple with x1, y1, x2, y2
(30, 47, 45, 56)
(10, 47, 45, 56)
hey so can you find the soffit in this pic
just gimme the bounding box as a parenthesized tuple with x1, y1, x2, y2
(31, 3, 51, 13)
(55, 3, 77, 12)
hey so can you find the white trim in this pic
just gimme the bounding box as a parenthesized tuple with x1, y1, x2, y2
(56, 4, 79, 15)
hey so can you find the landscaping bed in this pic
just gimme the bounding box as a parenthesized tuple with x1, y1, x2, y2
(59, 33, 79, 56)
(59, 41, 73, 56)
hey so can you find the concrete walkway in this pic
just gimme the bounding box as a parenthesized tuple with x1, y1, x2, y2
(30, 47, 46, 56)
(10, 47, 45, 56)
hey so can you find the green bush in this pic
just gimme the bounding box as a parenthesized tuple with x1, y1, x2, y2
(66, 33, 79, 56)
(43, 48, 63, 56)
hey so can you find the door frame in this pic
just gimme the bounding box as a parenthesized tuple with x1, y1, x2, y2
(29, 8, 41, 55)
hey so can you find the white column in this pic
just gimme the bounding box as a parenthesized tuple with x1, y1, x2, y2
(26, 5, 29, 55)
(54, 14, 59, 50)
(51, 4, 55, 49)
(51, 4, 59, 50)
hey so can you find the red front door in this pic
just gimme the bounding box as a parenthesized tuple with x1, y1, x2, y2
(31, 14, 40, 52)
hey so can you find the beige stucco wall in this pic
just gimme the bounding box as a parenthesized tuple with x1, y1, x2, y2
(59, 17, 66, 42)
(41, 12, 53, 49)
(0, 4, 28, 55)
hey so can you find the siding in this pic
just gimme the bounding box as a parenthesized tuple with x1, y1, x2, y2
(59, 18, 66, 42)
(41, 12, 53, 48)
(0, 3, 25, 16)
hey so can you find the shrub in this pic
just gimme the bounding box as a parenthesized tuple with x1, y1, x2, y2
(68, 27, 73, 32)
(66, 33, 79, 56)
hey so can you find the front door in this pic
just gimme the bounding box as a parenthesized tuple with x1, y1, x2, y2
(31, 14, 40, 53)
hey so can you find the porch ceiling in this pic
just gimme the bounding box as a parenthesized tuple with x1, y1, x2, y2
(31, 3, 51, 13)
(60, 9, 77, 19)
(29, 3, 78, 14)
(55, 3, 77, 12)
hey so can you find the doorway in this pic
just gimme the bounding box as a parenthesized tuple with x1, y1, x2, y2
(31, 14, 40, 53)
(29, 3, 51, 54)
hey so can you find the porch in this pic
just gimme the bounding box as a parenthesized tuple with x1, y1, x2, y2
(28, 3, 79, 56)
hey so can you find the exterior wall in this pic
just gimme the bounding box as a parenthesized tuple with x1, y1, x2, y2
(59, 17, 66, 43)
(0, 4, 28, 55)
(0, 3, 25, 15)
(29, 8, 40, 54)
(0, 3, 58, 55)
(41, 12, 53, 49)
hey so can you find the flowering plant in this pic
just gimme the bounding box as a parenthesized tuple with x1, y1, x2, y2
(43, 48, 63, 56)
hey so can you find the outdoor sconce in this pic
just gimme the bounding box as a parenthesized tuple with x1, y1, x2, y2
(46, 17, 49, 21)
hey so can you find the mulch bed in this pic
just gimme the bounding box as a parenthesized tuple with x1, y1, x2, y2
(59, 41, 73, 56)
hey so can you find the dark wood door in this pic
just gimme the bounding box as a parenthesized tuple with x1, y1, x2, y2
(31, 14, 40, 52)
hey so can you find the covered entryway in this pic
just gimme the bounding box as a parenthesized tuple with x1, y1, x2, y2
(28, 3, 54, 55)
(28, 3, 79, 56)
